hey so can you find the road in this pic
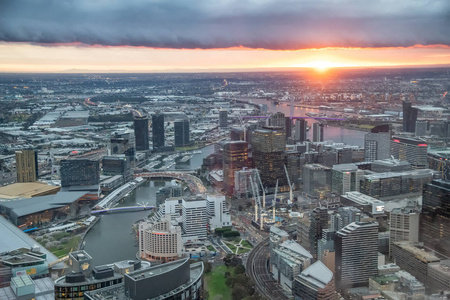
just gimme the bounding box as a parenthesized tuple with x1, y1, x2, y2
(246, 237, 289, 300)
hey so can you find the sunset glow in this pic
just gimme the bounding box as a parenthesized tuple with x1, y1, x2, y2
(0, 43, 449, 73)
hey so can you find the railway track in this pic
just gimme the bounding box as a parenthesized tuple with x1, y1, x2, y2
(246, 237, 289, 300)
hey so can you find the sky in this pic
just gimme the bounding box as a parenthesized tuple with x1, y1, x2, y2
(0, 0, 449, 73)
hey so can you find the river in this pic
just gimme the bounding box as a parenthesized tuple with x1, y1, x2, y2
(84, 102, 365, 265)
(83, 145, 215, 265)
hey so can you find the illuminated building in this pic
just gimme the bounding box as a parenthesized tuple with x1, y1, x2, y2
(138, 216, 183, 262)
(174, 119, 190, 147)
(420, 180, 450, 258)
(222, 141, 248, 195)
(302, 164, 331, 198)
(15, 150, 38, 183)
(340, 192, 385, 217)
(252, 127, 286, 187)
(335, 221, 379, 289)
(152, 113, 165, 149)
(403, 100, 418, 133)
(219, 109, 228, 127)
(331, 163, 363, 195)
(293, 261, 336, 300)
(54, 251, 150, 300)
(84, 259, 204, 300)
(391, 136, 428, 169)
(364, 124, 391, 162)
(312, 123, 324, 142)
(133, 116, 149, 151)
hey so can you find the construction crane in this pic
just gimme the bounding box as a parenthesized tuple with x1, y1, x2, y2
(255, 169, 266, 208)
(284, 165, 293, 205)
(249, 176, 260, 223)
(273, 179, 278, 224)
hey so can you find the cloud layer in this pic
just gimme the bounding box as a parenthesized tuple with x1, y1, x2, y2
(1, 0, 449, 50)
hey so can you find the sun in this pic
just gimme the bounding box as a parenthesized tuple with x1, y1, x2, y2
(291, 60, 355, 72)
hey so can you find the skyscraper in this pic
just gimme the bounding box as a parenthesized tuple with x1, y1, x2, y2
(364, 124, 391, 162)
(152, 113, 165, 150)
(110, 131, 135, 158)
(302, 164, 331, 198)
(174, 119, 190, 147)
(219, 109, 228, 127)
(222, 141, 248, 195)
(420, 180, 450, 257)
(295, 119, 307, 142)
(60, 159, 100, 187)
(335, 221, 378, 289)
(15, 150, 38, 182)
(251, 127, 286, 187)
(403, 100, 419, 133)
(312, 123, 324, 142)
(134, 116, 149, 151)
(309, 207, 329, 260)
(285, 116, 293, 138)
(391, 136, 428, 169)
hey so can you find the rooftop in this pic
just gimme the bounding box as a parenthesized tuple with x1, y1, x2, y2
(298, 260, 333, 288)
(0, 216, 61, 266)
(393, 242, 440, 263)
(280, 240, 313, 259)
(0, 182, 60, 199)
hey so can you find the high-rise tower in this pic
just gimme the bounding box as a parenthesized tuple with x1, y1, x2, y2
(15, 150, 38, 183)
(134, 116, 149, 151)
(174, 119, 190, 147)
(152, 113, 165, 150)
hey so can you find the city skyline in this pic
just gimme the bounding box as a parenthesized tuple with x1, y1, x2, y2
(0, 0, 449, 72)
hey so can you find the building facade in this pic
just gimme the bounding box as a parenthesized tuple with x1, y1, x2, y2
(293, 261, 336, 300)
(134, 116, 149, 151)
(174, 119, 190, 147)
(222, 141, 248, 195)
(331, 163, 363, 195)
(420, 180, 450, 257)
(15, 150, 38, 183)
(313, 123, 324, 142)
(364, 125, 391, 162)
(219, 109, 228, 127)
(403, 101, 418, 133)
(252, 127, 286, 187)
(60, 159, 100, 187)
(295, 119, 308, 142)
(391, 136, 428, 169)
(138, 216, 183, 262)
(335, 221, 379, 289)
(303, 164, 331, 198)
(152, 113, 165, 149)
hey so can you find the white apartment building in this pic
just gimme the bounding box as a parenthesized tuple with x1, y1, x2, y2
(138, 216, 183, 262)
(182, 197, 208, 242)
(206, 195, 231, 230)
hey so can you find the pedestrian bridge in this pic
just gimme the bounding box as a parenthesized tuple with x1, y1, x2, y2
(135, 171, 207, 194)
(91, 205, 155, 214)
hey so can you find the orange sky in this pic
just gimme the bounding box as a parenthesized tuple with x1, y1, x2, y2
(0, 43, 449, 73)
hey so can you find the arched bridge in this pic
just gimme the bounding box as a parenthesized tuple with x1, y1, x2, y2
(135, 171, 207, 194)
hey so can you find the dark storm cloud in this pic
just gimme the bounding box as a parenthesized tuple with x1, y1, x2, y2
(0, 0, 449, 50)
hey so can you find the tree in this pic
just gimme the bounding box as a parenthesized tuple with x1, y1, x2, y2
(232, 284, 248, 300)
(204, 261, 212, 274)
(234, 264, 246, 275)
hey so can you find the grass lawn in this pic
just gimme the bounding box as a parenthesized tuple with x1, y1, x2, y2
(50, 236, 81, 258)
(207, 245, 216, 252)
(205, 265, 232, 300)
(226, 243, 237, 253)
(241, 240, 253, 249)
(237, 246, 252, 255)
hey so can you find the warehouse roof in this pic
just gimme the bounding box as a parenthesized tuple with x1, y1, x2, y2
(0, 182, 60, 199)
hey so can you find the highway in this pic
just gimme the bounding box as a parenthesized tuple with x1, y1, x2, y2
(246, 237, 290, 300)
